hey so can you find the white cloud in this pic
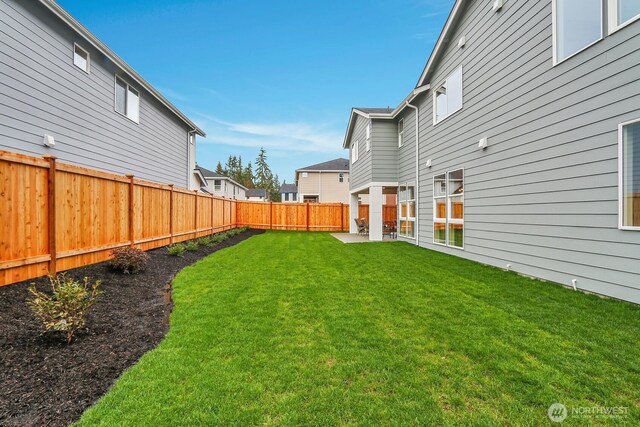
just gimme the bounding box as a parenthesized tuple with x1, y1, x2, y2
(192, 113, 344, 154)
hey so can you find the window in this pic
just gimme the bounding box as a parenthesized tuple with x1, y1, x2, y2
(398, 184, 416, 238)
(553, 0, 602, 63)
(284, 193, 289, 201)
(398, 119, 404, 147)
(620, 119, 640, 229)
(433, 169, 464, 248)
(609, 0, 640, 32)
(433, 67, 463, 124)
(352, 140, 359, 164)
(114, 76, 140, 122)
(214, 179, 222, 192)
(302, 172, 308, 178)
(339, 173, 344, 183)
(73, 43, 89, 73)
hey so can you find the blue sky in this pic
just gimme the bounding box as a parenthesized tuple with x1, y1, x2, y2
(58, 0, 453, 183)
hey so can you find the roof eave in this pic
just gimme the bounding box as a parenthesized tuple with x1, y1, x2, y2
(416, 0, 464, 87)
(39, 0, 206, 137)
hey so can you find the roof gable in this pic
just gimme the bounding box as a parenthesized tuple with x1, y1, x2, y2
(297, 158, 349, 172)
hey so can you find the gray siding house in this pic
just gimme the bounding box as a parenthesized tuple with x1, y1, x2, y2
(196, 166, 247, 199)
(344, 0, 640, 304)
(0, 0, 205, 189)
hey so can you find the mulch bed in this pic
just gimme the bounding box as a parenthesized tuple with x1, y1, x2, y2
(0, 228, 264, 427)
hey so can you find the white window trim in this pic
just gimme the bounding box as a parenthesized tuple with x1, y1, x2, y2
(618, 117, 640, 230)
(551, 0, 604, 66)
(73, 43, 90, 74)
(352, 140, 359, 164)
(398, 183, 416, 239)
(432, 169, 465, 250)
(114, 76, 140, 124)
(398, 118, 404, 148)
(433, 66, 463, 126)
(608, 0, 640, 34)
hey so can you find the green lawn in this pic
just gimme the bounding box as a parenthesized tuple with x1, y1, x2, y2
(77, 231, 640, 426)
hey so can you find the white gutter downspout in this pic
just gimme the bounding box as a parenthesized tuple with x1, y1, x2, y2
(188, 130, 198, 189)
(404, 101, 419, 246)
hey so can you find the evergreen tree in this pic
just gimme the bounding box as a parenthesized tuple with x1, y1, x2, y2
(215, 161, 224, 175)
(270, 174, 281, 202)
(254, 147, 273, 189)
(242, 162, 254, 188)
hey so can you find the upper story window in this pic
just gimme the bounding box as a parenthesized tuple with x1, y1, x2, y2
(73, 43, 89, 73)
(398, 119, 404, 147)
(609, 0, 640, 32)
(433, 66, 463, 125)
(553, 0, 603, 64)
(620, 118, 640, 229)
(214, 179, 222, 191)
(115, 76, 140, 123)
(351, 140, 359, 164)
(302, 172, 308, 178)
(339, 173, 344, 183)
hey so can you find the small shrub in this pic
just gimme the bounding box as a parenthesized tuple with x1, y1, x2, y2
(185, 241, 199, 252)
(167, 243, 186, 257)
(212, 232, 227, 243)
(197, 236, 214, 247)
(27, 274, 102, 344)
(109, 246, 149, 274)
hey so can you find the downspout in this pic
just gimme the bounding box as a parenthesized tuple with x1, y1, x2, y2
(188, 130, 198, 189)
(404, 101, 419, 246)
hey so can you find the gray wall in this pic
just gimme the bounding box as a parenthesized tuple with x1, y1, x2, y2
(347, 114, 372, 191)
(371, 120, 399, 183)
(403, 0, 640, 303)
(0, 0, 192, 187)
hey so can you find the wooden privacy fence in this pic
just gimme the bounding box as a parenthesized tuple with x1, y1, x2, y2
(0, 150, 350, 287)
(358, 205, 397, 223)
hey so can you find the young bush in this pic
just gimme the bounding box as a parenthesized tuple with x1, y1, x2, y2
(27, 274, 102, 344)
(197, 236, 214, 247)
(167, 243, 186, 257)
(185, 241, 199, 252)
(109, 246, 150, 274)
(212, 232, 227, 243)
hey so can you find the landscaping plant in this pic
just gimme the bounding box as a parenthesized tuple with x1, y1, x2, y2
(27, 274, 102, 344)
(167, 243, 187, 257)
(212, 232, 227, 243)
(185, 241, 199, 252)
(197, 236, 214, 247)
(109, 246, 150, 274)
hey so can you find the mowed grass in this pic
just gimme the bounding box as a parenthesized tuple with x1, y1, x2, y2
(76, 231, 640, 426)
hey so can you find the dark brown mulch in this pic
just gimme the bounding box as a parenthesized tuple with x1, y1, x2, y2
(0, 228, 264, 427)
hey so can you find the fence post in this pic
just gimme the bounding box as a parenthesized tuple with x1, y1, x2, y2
(126, 175, 135, 247)
(168, 185, 174, 244)
(229, 199, 232, 230)
(193, 190, 199, 238)
(306, 202, 310, 231)
(269, 201, 273, 230)
(44, 155, 57, 275)
(210, 195, 214, 234)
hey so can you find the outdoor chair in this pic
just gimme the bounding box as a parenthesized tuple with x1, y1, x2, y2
(355, 218, 368, 235)
(359, 218, 369, 235)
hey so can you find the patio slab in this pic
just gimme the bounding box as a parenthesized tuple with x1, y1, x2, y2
(331, 233, 397, 243)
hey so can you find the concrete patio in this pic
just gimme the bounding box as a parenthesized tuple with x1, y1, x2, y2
(331, 233, 397, 244)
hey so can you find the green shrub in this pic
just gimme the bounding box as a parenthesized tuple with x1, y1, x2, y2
(27, 274, 102, 343)
(167, 243, 186, 257)
(109, 246, 150, 274)
(197, 236, 214, 247)
(212, 232, 227, 243)
(185, 241, 199, 252)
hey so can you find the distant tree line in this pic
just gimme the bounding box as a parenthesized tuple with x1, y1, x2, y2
(215, 147, 282, 201)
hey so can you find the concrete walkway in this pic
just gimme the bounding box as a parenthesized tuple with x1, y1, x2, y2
(331, 233, 397, 244)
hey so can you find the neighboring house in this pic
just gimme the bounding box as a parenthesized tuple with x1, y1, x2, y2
(280, 183, 298, 203)
(296, 158, 350, 203)
(246, 188, 269, 202)
(0, 0, 205, 189)
(344, 0, 640, 304)
(196, 166, 247, 199)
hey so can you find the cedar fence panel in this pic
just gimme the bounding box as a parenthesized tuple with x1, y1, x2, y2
(0, 149, 353, 287)
(358, 205, 398, 223)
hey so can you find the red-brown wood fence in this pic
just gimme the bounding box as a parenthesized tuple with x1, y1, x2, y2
(0, 150, 349, 287)
(358, 205, 397, 223)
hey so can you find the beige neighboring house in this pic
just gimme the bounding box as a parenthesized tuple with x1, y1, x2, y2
(295, 158, 349, 203)
(246, 188, 269, 202)
(196, 166, 247, 199)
